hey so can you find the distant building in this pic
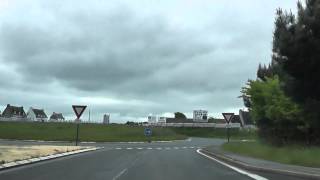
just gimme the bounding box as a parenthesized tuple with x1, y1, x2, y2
(193, 110, 208, 122)
(158, 117, 166, 123)
(27, 107, 48, 122)
(239, 109, 254, 127)
(231, 115, 241, 124)
(49, 112, 65, 122)
(147, 116, 157, 123)
(1, 104, 27, 121)
(103, 114, 110, 124)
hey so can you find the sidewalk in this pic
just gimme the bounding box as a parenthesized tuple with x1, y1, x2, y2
(202, 145, 320, 180)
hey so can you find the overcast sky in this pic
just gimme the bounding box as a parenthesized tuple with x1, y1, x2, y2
(0, 0, 297, 122)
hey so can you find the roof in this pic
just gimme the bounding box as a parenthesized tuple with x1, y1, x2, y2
(166, 118, 194, 123)
(31, 108, 48, 118)
(50, 112, 65, 120)
(2, 104, 26, 118)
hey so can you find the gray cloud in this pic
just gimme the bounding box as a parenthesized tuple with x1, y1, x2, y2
(0, 0, 297, 121)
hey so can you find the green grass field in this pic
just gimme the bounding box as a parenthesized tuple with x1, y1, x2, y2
(0, 122, 186, 142)
(0, 122, 256, 142)
(222, 141, 320, 167)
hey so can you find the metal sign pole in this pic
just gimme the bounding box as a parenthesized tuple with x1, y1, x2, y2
(227, 124, 230, 143)
(76, 119, 80, 146)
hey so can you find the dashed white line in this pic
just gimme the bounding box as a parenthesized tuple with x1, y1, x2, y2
(196, 149, 268, 180)
(165, 147, 171, 150)
(182, 146, 187, 149)
(137, 147, 143, 150)
(112, 168, 128, 180)
(174, 147, 179, 149)
(115, 148, 122, 150)
(126, 148, 133, 150)
(147, 147, 153, 150)
(156, 147, 162, 150)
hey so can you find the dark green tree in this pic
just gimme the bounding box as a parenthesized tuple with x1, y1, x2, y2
(272, 0, 320, 144)
(174, 112, 187, 119)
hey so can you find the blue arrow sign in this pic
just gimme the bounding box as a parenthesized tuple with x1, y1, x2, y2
(144, 128, 152, 136)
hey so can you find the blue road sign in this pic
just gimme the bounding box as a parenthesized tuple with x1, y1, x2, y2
(144, 128, 152, 136)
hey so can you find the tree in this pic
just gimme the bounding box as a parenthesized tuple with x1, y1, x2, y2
(242, 77, 302, 145)
(271, 0, 320, 144)
(174, 112, 187, 119)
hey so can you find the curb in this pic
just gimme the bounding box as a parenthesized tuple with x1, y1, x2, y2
(0, 147, 104, 171)
(200, 149, 320, 180)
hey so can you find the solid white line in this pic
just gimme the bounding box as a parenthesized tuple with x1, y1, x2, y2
(196, 149, 268, 180)
(112, 168, 127, 180)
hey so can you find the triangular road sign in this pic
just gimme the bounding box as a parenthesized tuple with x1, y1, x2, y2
(72, 105, 87, 119)
(222, 113, 234, 124)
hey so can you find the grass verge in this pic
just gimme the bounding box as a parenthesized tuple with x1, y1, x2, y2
(222, 141, 320, 168)
(0, 122, 186, 142)
(171, 127, 257, 140)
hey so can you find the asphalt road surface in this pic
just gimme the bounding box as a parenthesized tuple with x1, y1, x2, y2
(0, 138, 307, 180)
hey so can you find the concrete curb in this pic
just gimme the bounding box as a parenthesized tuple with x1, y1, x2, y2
(0, 147, 104, 171)
(200, 149, 320, 180)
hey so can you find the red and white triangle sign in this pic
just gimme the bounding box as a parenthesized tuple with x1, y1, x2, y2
(72, 105, 87, 119)
(222, 113, 234, 124)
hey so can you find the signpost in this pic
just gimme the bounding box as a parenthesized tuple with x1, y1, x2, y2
(222, 113, 234, 143)
(72, 105, 87, 146)
(144, 127, 152, 143)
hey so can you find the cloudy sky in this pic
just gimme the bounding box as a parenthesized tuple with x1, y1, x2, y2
(0, 0, 297, 122)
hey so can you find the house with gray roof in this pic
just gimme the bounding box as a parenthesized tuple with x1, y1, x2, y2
(1, 104, 27, 121)
(49, 112, 65, 122)
(27, 107, 48, 122)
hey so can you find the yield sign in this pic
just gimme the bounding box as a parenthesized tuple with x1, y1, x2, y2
(222, 113, 234, 124)
(72, 105, 87, 119)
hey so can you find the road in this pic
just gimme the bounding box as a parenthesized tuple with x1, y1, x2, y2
(0, 138, 306, 180)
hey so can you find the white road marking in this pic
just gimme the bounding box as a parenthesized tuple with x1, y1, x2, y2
(115, 148, 122, 150)
(147, 147, 152, 150)
(165, 147, 171, 150)
(137, 147, 143, 150)
(156, 147, 162, 150)
(112, 168, 127, 180)
(126, 148, 133, 150)
(189, 146, 195, 149)
(196, 149, 268, 180)
(182, 146, 187, 149)
(174, 147, 179, 149)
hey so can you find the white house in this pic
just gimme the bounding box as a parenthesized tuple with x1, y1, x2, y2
(158, 117, 166, 123)
(147, 115, 157, 123)
(27, 107, 48, 122)
(193, 110, 208, 122)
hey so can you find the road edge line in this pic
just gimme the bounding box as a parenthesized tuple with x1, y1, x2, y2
(200, 149, 320, 180)
(196, 149, 268, 180)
